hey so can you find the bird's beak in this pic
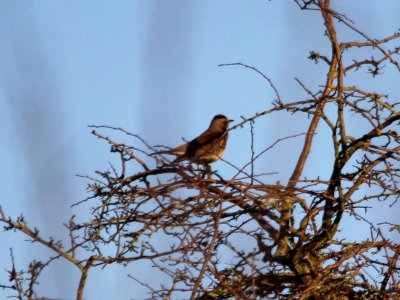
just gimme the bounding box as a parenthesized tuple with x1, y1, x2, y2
(228, 119, 234, 123)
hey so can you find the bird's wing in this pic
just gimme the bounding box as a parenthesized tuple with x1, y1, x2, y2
(191, 130, 224, 146)
(184, 130, 224, 159)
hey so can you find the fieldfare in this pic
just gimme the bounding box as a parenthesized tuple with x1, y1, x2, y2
(155, 114, 233, 165)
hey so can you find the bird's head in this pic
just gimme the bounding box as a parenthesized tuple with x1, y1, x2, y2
(209, 114, 234, 132)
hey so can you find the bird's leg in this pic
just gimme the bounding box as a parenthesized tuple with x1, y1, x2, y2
(200, 164, 212, 179)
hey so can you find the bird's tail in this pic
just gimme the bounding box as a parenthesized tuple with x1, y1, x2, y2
(149, 149, 179, 157)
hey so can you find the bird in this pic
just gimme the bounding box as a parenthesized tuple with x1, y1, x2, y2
(154, 114, 233, 165)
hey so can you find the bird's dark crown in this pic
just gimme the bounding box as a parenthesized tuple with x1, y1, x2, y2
(213, 114, 228, 119)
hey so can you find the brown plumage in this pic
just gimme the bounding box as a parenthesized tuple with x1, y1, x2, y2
(156, 114, 233, 164)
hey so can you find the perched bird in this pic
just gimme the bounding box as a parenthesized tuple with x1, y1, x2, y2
(155, 114, 233, 165)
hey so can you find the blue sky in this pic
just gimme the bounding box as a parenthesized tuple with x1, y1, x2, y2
(1, 1, 399, 299)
